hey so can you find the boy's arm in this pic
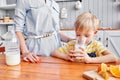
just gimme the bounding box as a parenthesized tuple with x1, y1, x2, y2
(86, 41, 117, 63)
(88, 50, 117, 63)
(52, 40, 76, 61)
(51, 50, 69, 61)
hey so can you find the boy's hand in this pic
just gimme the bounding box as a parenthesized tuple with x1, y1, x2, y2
(64, 53, 74, 62)
(69, 47, 91, 63)
(78, 47, 92, 63)
(69, 49, 84, 62)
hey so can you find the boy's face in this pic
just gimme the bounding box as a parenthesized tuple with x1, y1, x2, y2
(75, 29, 97, 45)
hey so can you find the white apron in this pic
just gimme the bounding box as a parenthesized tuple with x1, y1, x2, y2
(23, 0, 61, 56)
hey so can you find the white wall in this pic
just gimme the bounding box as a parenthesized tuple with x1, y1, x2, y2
(58, 0, 120, 28)
(6, 0, 120, 29)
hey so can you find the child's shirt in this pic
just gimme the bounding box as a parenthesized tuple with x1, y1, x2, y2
(57, 39, 108, 57)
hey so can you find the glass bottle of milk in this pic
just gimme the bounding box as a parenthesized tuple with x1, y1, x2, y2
(5, 29, 20, 66)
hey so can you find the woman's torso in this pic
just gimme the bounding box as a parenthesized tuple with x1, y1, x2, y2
(15, 0, 61, 56)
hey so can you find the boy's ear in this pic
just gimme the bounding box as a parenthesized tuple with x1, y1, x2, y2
(94, 30, 98, 36)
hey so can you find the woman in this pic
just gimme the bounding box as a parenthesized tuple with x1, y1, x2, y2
(14, 0, 71, 63)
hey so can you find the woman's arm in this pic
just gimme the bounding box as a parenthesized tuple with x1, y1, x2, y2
(16, 32, 40, 63)
(58, 32, 74, 42)
(16, 31, 29, 55)
(14, 0, 40, 63)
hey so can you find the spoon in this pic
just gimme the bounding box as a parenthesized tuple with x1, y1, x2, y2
(0, 42, 3, 46)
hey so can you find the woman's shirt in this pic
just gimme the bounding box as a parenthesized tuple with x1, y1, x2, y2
(14, 0, 61, 56)
(14, 0, 60, 35)
(56, 39, 108, 57)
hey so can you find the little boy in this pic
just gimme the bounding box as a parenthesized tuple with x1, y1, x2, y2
(51, 12, 117, 63)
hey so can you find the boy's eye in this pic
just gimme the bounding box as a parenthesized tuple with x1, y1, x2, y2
(76, 35, 81, 37)
(85, 35, 90, 37)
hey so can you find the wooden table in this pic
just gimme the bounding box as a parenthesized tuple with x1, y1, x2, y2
(0, 54, 119, 80)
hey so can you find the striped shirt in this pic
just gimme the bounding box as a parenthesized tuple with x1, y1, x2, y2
(57, 39, 108, 57)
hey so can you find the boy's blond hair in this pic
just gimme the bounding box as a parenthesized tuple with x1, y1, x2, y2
(74, 12, 101, 33)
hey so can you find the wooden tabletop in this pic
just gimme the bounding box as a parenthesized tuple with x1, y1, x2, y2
(0, 54, 120, 80)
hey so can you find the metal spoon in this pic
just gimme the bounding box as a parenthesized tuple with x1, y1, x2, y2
(0, 42, 3, 46)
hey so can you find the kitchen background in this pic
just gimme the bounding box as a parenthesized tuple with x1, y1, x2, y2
(0, 0, 120, 31)
(9, 0, 120, 28)
(0, 0, 120, 57)
(59, 0, 120, 28)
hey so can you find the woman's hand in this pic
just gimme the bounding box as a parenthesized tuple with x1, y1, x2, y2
(23, 52, 40, 63)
